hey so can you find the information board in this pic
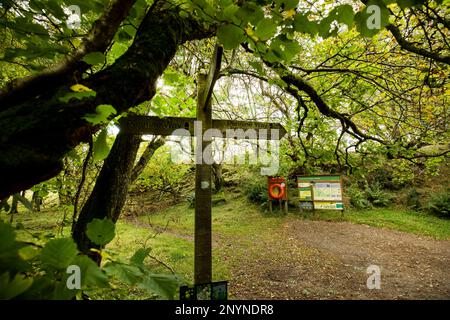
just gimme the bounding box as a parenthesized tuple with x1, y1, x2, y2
(297, 175, 344, 210)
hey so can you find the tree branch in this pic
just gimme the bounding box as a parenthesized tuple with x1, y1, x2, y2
(386, 24, 450, 65)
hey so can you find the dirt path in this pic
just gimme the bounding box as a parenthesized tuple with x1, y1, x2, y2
(224, 219, 450, 300)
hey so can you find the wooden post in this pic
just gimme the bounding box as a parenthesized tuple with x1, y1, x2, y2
(194, 74, 212, 285)
(311, 184, 316, 218)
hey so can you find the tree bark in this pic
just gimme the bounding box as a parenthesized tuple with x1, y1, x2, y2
(32, 191, 42, 212)
(0, 4, 212, 199)
(9, 194, 19, 215)
(0, 198, 10, 212)
(72, 131, 141, 260)
(212, 163, 223, 193)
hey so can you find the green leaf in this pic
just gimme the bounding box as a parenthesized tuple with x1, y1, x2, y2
(130, 248, 151, 266)
(333, 4, 355, 27)
(92, 128, 111, 162)
(221, 3, 240, 20)
(0, 272, 33, 299)
(249, 61, 264, 74)
(83, 104, 117, 125)
(103, 262, 143, 285)
(217, 24, 246, 50)
(270, 36, 301, 64)
(138, 273, 179, 299)
(52, 281, 78, 300)
(86, 218, 116, 246)
(40, 238, 78, 270)
(235, 3, 264, 25)
(255, 18, 278, 41)
(8, 17, 49, 36)
(354, 0, 391, 37)
(293, 14, 318, 36)
(283, 0, 299, 10)
(163, 70, 179, 85)
(82, 52, 106, 65)
(0, 221, 27, 273)
(18, 246, 39, 261)
(59, 91, 97, 104)
(72, 255, 109, 288)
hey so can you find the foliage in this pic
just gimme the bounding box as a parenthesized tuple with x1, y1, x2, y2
(365, 182, 393, 207)
(347, 182, 392, 209)
(425, 189, 450, 219)
(243, 175, 268, 204)
(134, 147, 191, 199)
(347, 185, 372, 210)
(0, 218, 179, 300)
(406, 188, 421, 211)
(86, 218, 116, 246)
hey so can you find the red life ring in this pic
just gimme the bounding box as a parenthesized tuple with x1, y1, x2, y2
(269, 183, 285, 199)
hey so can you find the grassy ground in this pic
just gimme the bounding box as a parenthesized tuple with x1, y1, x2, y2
(303, 207, 450, 240)
(6, 192, 449, 299)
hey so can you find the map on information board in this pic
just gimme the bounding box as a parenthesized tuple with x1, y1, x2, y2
(297, 175, 344, 210)
(313, 182, 342, 201)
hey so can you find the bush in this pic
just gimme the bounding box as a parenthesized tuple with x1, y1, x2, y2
(244, 177, 267, 204)
(347, 186, 371, 209)
(365, 183, 392, 207)
(347, 182, 392, 209)
(425, 189, 450, 218)
(406, 188, 421, 210)
(134, 147, 190, 199)
(186, 192, 195, 208)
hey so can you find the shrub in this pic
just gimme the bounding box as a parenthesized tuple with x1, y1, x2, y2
(365, 182, 392, 207)
(244, 177, 267, 204)
(347, 186, 371, 209)
(347, 182, 392, 209)
(134, 147, 191, 199)
(425, 189, 450, 218)
(186, 192, 195, 208)
(406, 188, 421, 210)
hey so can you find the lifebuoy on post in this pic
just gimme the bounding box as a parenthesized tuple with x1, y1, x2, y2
(269, 183, 285, 199)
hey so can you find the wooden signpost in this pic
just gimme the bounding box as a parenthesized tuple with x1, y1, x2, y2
(119, 115, 287, 139)
(120, 45, 287, 287)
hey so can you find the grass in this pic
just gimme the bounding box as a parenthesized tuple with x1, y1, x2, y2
(301, 207, 450, 240)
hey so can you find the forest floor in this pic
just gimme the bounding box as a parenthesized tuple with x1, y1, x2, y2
(10, 190, 450, 300)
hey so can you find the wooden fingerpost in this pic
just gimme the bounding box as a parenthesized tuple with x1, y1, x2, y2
(194, 45, 222, 285)
(194, 74, 212, 285)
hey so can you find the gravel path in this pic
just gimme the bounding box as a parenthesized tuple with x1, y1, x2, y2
(226, 219, 450, 299)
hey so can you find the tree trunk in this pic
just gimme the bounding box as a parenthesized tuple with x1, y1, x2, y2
(32, 191, 42, 212)
(212, 163, 223, 193)
(72, 131, 141, 261)
(9, 193, 19, 214)
(0, 198, 10, 212)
